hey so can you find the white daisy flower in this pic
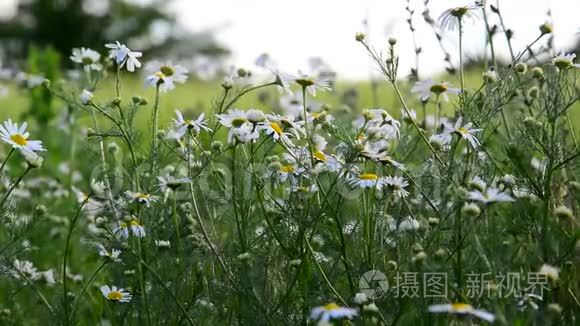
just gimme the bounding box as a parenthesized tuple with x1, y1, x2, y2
(277, 164, 303, 183)
(411, 79, 460, 102)
(358, 109, 401, 138)
(100, 285, 132, 303)
(264, 121, 293, 146)
(438, 3, 482, 31)
(11, 259, 40, 281)
(124, 191, 159, 207)
(551, 52, 580, 71)
(0, 119, 46, 152)
(266, 114, 305, 139)
(70, 48, 102, 71)
(114, 221, 130, 239)
(284, 70, 331, 97)
(105, 41, 142, 72)
(310, 303, 358, 324)
(383, 176, 410, 198)
(231, 123, 260, 144)
(144, 61, 188, 92)
(80, 89, 93, 105)
(468, 187, 514, 204)
(428, 303, 495, 323)
(445, 117, 482, 149)
(172, 110, 211, 138)
(539, 264, 559, 281)
(97, 243, 121, 262)
(129, 219, 146, 238)
(348, 173, 384, 190)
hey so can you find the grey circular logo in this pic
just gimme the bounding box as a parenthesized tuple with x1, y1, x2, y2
(359, 270, 389, 299)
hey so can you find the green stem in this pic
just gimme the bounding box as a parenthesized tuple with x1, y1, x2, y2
(71, 261, 108, 316)
(458, 19, 465, 94)
(0, 166, 32, 210)
(0, 148, 14, 175)
(62, 193, 92, 325)
(304, 236, 347, 306)
(150, 85, 161, 174)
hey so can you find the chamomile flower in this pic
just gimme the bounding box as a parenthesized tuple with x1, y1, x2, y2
(157, 175, 191, 191)
(348, 173, 384, 189)
(97, 243, 121, 262)
(551, 53, 580, 71)
(0, 119, 46, 152)
(125, 191, 159, 207)
(11, 259, 40, 281)
(129, 219, 146, 238)
(383, 176, 410, 198)
(445, 117, 482, 149)
(105, 41, 142, 72)
(284, 70, 331, 96)
(70, 48, 102, 71)
(144, 61, 188, 92)
(172, 110, 211, 137)
(539, 264, 559, 281)
(114, 221, 130, 239)
(428, 303, 495, 322)
(277, 164, 303, 183)
(411, 79, 460, 102)
(100, 285, 132, 303)
(310, 303, 358, 324)
(468, 187, 514, 204)
(438, 3, 482, 32)
(80, 89, 93, 105)
(266, 114, 305, 139)
(264, 121, 293, 146)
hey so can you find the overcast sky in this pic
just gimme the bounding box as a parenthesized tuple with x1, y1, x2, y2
(172, 0, 579, 79)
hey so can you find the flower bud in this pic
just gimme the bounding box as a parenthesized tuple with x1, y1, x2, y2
(462, 202, 481, 217)
(112, 97, 121, 106)
(482, 70, 498, 84)
(355, 32, 366, 42)
(514, 62, 527, 74)
(539, 22, 553, 35)
(531, 67, 544, 80)
(388, 37, 397, 45)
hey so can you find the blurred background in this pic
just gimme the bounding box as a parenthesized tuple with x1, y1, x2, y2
(0, 0, 579, 80)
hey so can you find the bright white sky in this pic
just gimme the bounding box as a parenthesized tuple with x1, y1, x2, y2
(173, 0, 580, 79)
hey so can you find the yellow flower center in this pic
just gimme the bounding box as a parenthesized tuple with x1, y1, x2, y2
(295, 78, 314, 87)
(359, 173, 378, 180)
(136, 193, 150, 200)
(130, 219, 141, 227)
(451, 303, 473, 312)
(313, 151, 327, 162)
(81, 57, 94, 65)
(279, 165, 295, 173)
(457, 127, 468, 135)
(323, 303, 340, 311)
(120, 222, 128, 228)
(232, 118, 247, 127)
(451, 6, 469, 18)
(554, 58, 572, 70)
(107, 291, 124, 301)
(270, 122, 283, 135)
(430, 83, 448, 94)
(10, 134, 28, 146)
(154, 72, 166, 84)
(160, 66, 175, 77)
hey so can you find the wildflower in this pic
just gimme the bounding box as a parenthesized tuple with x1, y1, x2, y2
(355, 32, 366, 42)
(539, 264, 559, 281)
(428, 303, 495, 322)
(468, 176, 486, 192)
(539, 22, 553, 35)
(482, 69, 498, 83)
(129, 219, 146, 238)
(383, 176, 410, 198)
(266, 114, 305, 139)
(157, 175, 191, 191)
(284, 70, 331, 96)
(145, 61, 188, 92)
(70, 48, 102, 71)
(461, 202, 481, 217)
(217, 110, 259, 143)
(11, 259, 40, 281)
(411, 79, 460, 102)
(100, 285, 132, 303)
(438, 3, 482, 31)
(468, 187, 514, 204)
(80, 89, 93, 105)
(348, 173, 383, 190)
(359, 109, 401, 138)
(309, 303, 358, 324)
(21, 150, 44, 168)
(97, 243, 121, 262)
(172, 110, 211, 138)
(105, 41, 142, 72)
(514, 62, 528, 74)
(554, 205, 573, 220)
(264, 121, 293, 146)
(551, 53, 580, 71)
(0, 119, 46, 152)
(125, 191, 159, 207)
(353, 293, 368, 305)
(277, 164, 302, 183)
(445, 117, 482, 149)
